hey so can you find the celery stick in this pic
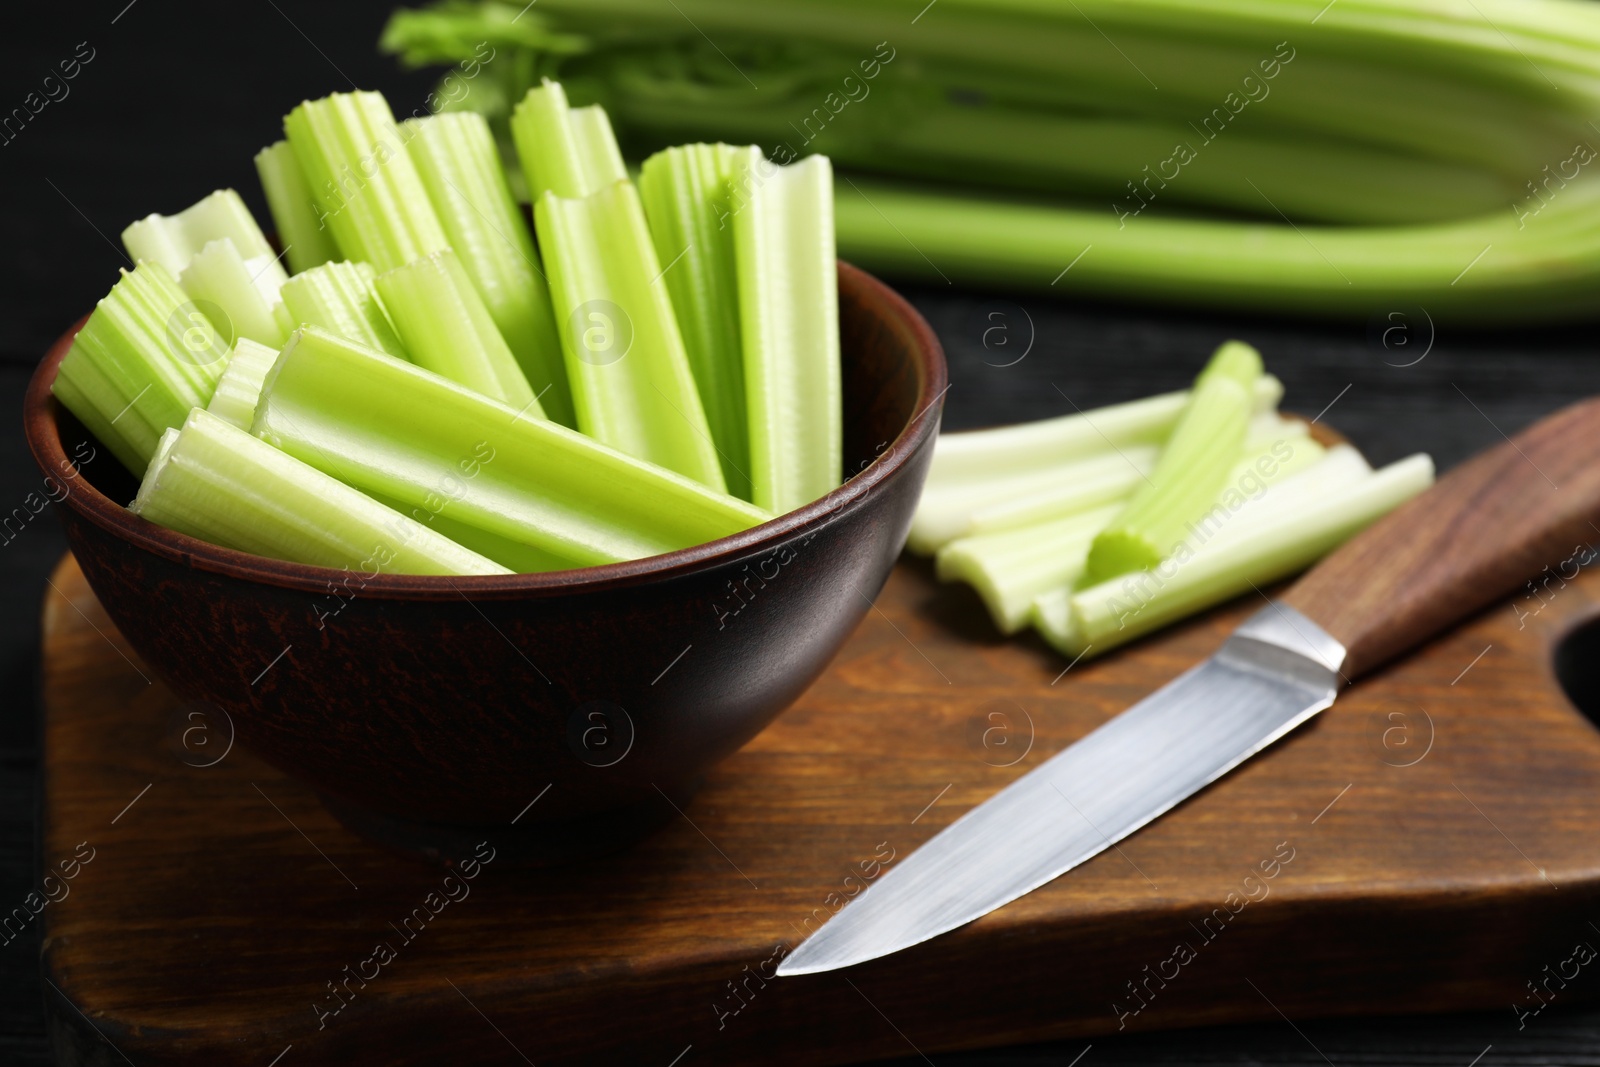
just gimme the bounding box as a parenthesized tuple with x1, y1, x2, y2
(122, 189, 274, 275)
(404, 111, 573, 426)
(366, 492, 580, 573)
(926, 376, 1283, 492)
(510, 79, 627, 201)
(252, 327, 768, 567)
(278, 260, 407, 359)
(909, 447, 1160, 555)
(206, 339, 281, 429)
(1054, 453, 1435, 657)
(375, 250, 538, 409)
(178, 239, 289, 347)
(1085, 342, 1262, 583)
(732, 149, 843, 514)
(938, 504, 1121, 634)
(52, 262, 227, 473)
(536, 181, 727, 489)
(938, 431, 1323, 633)
(283, 91, 449, 272)
(638, 143, 751, 498)
(254, 140, 339, 274)
(133, 409, 508, 575)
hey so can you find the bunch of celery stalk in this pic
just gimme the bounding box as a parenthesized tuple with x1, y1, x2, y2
(383, 0, 1600, 321)
(912, 343, 1434, 658)
(53, 81, 842, 575)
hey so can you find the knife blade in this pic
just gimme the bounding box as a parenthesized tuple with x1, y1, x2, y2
(778, 396, 1600, 978)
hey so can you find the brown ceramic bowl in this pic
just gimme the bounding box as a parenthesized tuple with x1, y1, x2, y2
(24, 261, 946, 864)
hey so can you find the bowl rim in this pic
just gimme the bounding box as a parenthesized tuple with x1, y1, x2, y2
(25, 260, 947, 601)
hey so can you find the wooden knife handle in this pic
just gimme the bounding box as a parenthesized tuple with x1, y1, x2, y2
(1281, 396, 1600, 680)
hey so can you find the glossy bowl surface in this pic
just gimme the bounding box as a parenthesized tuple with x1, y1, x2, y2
(24, 261, 947, 863)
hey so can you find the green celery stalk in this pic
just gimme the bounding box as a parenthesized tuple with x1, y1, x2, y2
(510, 79, 627, 200)
(374, 250, 539, 409)
(731, 149, 842, 514)
(51, 261, 228, 473)
(206, 338, 281, 429)
(283, 91, 449, 272)
(122, 189, 275, 275)
(133, 408, 509, 575)
(278, 260, 408, 359)
(536, 180, 727, 489)
(254, 140, 340, 274)
(1046, 450, 1433, 657)
(1085, 342, 1262, 583)
(177, 238, 290, 347)
(910, 377, 1283, 555)
(938, 504, 1121, 634)
(638, 143, 751, 498)
(252, 326, 768, 567)
(404, 111, 574, 426)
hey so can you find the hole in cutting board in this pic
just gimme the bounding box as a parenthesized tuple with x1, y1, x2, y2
(1555, 614, 1600, 727)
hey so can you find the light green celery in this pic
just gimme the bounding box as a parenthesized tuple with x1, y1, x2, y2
(404, 111, 574, 426)
(925, 376, 1283, 492)
(51, 262, 227, 473)
(132, 408, 508, 575)
(206, 339, 282, 429)
(1048, 451, 1434, 657)
(254, 140, 339, 274)
(283, 91, 449, 272)
(1085, 342, 1262, 583)
(732, 149, 842, 514)
(375, 250, 538, 409)
(638, 143, 750, 498)
(908, 383, 1283, 555)
(908, 446, 1160, 556)
(278, 260, 407, 359)
(936, 430, 1324, 633)
(937, 504, 1121, 634)
(536, 180, 727, 488)
(122, 189, 274, 274)
(178, 239, 289, 347)
(366, 488, 577, 572)
(252, 327, 768, 567)
(964, 418, 1316, 540)
(510, 79, 627, 200)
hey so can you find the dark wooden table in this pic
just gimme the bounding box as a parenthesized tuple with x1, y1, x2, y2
(4, 1, 1600, 1063)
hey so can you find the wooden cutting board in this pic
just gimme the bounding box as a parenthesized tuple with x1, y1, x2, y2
(37, 547, 1600, 1066)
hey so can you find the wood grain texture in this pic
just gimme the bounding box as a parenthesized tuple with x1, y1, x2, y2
(36, 546, 1600, 1065)
(1284, 397, 1600, 678)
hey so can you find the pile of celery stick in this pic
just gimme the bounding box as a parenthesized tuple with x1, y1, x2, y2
(912, 343, 1435, 658)
(52, 80, 843, 575)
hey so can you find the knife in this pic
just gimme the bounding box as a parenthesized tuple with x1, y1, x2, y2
(778, 397, 1600, 977)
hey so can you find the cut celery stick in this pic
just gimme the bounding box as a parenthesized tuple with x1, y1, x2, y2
(909, 446, 1160, 555)
(283, 91, 449, 272)
(252, 327, 768, 567)
(404, 111, 573, 427)
(278, 260, 407, 359)
(122, 189, 274, 275)
(366, 489, 578, 573)
(206, 339, 281, 429)
(178, 238, 289, 347)
(536, 180, 727, 489)
(254, 140, 339, 274)
(510, 79, 627, 201)
(732, 149, 843, 514)
(52, 262, 228, 473)
(133, 409, 508, 575)
(1041, 450, 1433, 658)
(639, 143, 751, 498)
(1085, 342, 1263, 583)
(375, 250, 538, 409)
(926, 375, 1283, 493)
(938, 504, 1121, 634)
(938, 431, 1324, 633)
